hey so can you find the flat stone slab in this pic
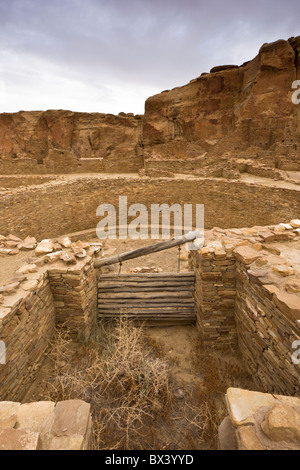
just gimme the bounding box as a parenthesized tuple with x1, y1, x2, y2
(51, 400, 91, 438)
(17, 401, 55, 433)
(0, 428, 41, 450)
(233, 246, 262, 265)
(226, 388, 300, 427)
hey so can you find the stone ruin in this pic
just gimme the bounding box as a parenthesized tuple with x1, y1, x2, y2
(0, 35, 299, 450)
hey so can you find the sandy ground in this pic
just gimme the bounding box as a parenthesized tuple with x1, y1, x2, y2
(0, 236, 191, 288)
(0, 250, 37, 285)
(100, 238, 191, 274)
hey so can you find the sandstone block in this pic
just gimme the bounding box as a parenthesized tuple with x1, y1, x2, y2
(17, 264, 38, 274)
(290, 220, 300, 229)
(35, 240, 54, 255)
(286, 279, 300, 293)
(45, 251, 63, 263)
(0, 282, 20, 294)
(261, 404, 300, 442)
(0, 402, 21, 431)
(226, 388, 277, 426)
(60, 252, 77, 265)
(0, 428, 41, 450)
(18, 236, 37, 250)
(233, 246, 262, 265)
(237, 425, 265, 450)
(272, 265, 295, 277)
(51, 400, 91, 438)
(274, 291, 300, 320)
(57, 237, 72, 248)
(218, 416, 238, 450)
(16, 401, 55, 434)
(48, 435, 86, 450)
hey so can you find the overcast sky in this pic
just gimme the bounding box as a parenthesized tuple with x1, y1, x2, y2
(0, 0, 299, 115)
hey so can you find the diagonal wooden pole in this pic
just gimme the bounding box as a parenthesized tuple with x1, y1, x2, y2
(94, 231, 198, 268)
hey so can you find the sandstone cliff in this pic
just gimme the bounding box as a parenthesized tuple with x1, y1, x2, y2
(0, 36, 300, 174)
(142, 37, 300, 174)
(0, 110, 143, 173)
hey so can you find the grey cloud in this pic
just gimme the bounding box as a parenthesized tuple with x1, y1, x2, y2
(0, 0, 299, 113)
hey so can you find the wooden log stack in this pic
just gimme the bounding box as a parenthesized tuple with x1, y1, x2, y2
(98, 272, 196, 325)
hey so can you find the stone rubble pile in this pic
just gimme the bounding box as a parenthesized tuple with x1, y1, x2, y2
(0, 234, 102, 261)
(0, 235, 102, 305)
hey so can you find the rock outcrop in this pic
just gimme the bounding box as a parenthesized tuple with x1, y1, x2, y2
(0, 111, 143, 173)
(0, 36, 300, 174)
(142, 37, 300, 173)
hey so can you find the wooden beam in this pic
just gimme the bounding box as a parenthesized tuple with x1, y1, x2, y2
(94, 232, 198, 268)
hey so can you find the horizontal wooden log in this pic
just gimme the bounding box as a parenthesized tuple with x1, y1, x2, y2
(98, 313, 196, 318)
(98, 296, 194, 302)
(99, 272, 195, 279)
(98, 279, 195, 286)
(99, 319, 195, 326)
(98, 291, 194, 299)
(98, 306, 195, 313)
(99, 287, 195, 293)
(101, 302, 195, 313)
(94, 233, 198, 268)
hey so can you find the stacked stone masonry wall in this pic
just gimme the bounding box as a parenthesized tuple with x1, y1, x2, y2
(0, 255, 97, 401)
(189, 222, 300, 396)
(0, 272, 55, 401)
(48, 256, 97, 341)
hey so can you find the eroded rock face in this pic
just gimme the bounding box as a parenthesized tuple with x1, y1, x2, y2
(141, 37, 300, 173)
(0, 36, 300, 174)
(0, 111, 143, 173)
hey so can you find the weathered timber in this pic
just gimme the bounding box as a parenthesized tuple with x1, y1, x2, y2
(98, 291, 193, 299)
(98, 286, 194, 293)
(94, 232, 198, 268)
(97, 270, 196, 324)
(99, 272, 195, 279)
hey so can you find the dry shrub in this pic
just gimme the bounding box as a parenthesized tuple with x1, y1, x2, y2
(41, 317, 170, 450)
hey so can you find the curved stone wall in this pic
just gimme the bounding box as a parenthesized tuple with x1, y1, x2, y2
(0, 176, 299, 240)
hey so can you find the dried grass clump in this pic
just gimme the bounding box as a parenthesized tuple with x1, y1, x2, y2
(41, 317, 170, 450)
